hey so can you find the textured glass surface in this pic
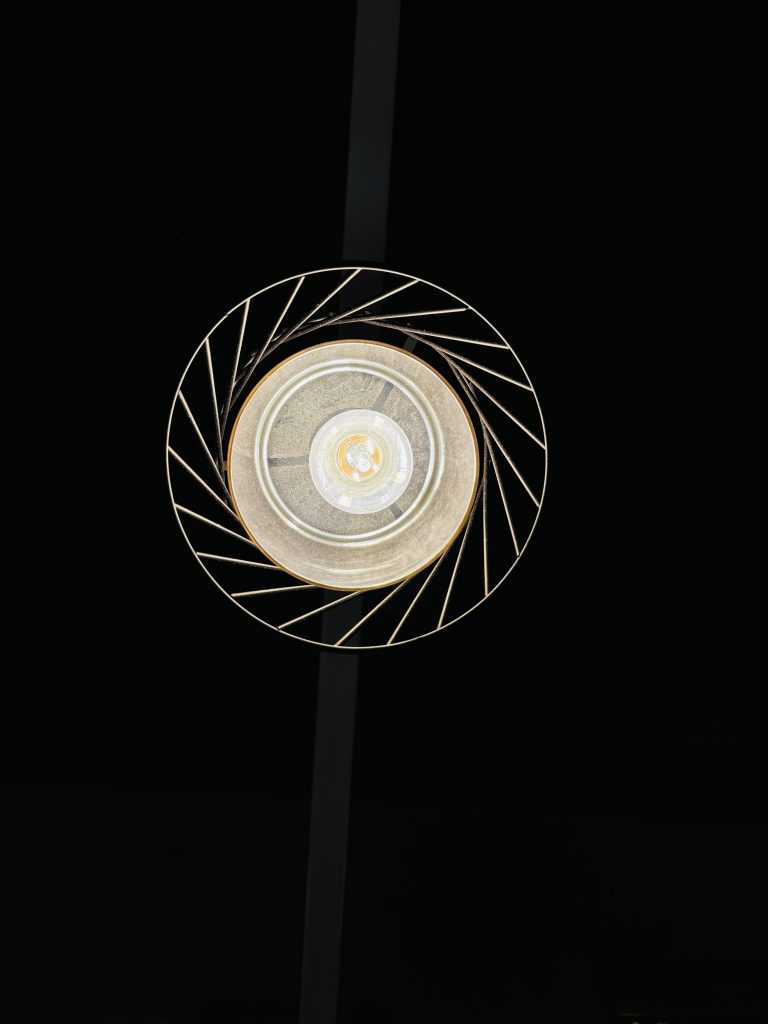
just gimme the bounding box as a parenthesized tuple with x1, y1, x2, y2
(228, 340, 478, 590)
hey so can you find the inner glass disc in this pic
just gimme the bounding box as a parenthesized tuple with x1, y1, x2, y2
(227, 340, 479, 590)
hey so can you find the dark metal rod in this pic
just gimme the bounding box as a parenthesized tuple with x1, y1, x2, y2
(298, 642, 360, 1024)
(299, 2, 401, 1021)
(342, 0, 401, 263)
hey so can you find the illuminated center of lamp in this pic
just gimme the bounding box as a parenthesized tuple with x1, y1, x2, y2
(309, 408, 413, 515)
(337, 434, 382, 480)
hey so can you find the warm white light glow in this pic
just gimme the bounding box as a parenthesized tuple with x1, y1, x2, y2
(309, 409, 413, 515)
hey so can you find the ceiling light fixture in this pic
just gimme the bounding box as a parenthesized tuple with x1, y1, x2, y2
(167, 266, 547, 649)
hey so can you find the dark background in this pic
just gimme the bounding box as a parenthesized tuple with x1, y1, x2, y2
(7, 4, 763, 1022)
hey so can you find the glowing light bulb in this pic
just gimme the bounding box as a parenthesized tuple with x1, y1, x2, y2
(338, 434, 381, 479)
(309, 409, 413, 514)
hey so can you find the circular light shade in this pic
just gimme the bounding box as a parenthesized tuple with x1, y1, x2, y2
(228, 340, 478, 590)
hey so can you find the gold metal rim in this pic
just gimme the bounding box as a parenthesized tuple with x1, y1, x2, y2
(225, 338, 480, 592)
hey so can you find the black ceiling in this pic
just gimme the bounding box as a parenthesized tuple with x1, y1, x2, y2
(10, 5, 764, 1021)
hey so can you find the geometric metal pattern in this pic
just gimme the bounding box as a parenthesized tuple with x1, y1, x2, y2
(166, 267, 547, 650)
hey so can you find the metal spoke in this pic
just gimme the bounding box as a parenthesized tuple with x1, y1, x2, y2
(482, 445, 489, 596)
(387, 551, 448, 644)
(204, 338, 224, 468)
(485, 430, 520, 556)
(168, 447, 238, 522)
(260, 275, 305, 359)
(232, 584, 315, 598)
(177, 392, 229, 495)
(301, 314, 505, 353)
(453, 364, 545, 448)
(277, 313, 395, 345)
(334, 581, 409, 647)
(261, 281, 421, 350)
(386, 325, 506, 348)
(423, 342, 532, 390)
(230, 276, 305, 408)
(480, 417, 539, 508)
(359, 307, 467, 321)
(320, 278, 418, 328)
(280, 268, 362, 342)
(438, 489, 481, 628)
(196, 552, 283, 570)
(221, 298, 250, 430)
(273, 310, 427, 347)
(175, 504, 256, 546)
(440, 355, 540, 509)
(279, 589, 362, 630)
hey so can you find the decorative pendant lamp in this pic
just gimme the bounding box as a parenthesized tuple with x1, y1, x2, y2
(167, 267, 546, 649)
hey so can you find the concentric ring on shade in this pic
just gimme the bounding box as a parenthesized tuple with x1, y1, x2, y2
(227, 340, 479, 590)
